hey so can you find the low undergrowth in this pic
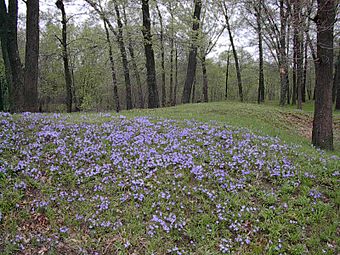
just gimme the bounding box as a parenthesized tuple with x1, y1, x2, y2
(0, 111, 339, 254)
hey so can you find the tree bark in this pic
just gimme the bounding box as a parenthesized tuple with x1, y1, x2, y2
(6, 0, 24, 112)
(169, 4, 174, 106)
(0, 76, 3, 111)
(114, 4, 132, 110)
(141, 0, 159, 108)
(104, 20, 120, 113)
(122, 6, 144, 109)
(24, 0, 39, 112)
(173, 47, 178, 106)
(302, 35, 308, 102)
(225, 51, 230, 99)
(312, 0, 335, 150)
(201, 55, 208, 102)
(256, 0, 264, 103)
(293, 0, 303, 109)
(156, 4, 166, 107)
(182, 0, 202, 104)
(192, 76, 196, 103)
(56, 0, 72, 113)
(279, 0, 289, 106)
(223, 5, 243, 102)
(0, 0, 12, 108)
(334, 42, 340, 110)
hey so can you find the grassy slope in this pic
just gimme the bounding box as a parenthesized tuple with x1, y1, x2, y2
(123, 101, 340, 153)
(0, 102, 339, 255)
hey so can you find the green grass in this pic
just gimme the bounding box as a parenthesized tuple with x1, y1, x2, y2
(0, 101, 339, 254)
(120, 101, 340, 153)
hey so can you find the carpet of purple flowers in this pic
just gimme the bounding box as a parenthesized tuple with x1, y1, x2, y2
(0, 112, 338, 254)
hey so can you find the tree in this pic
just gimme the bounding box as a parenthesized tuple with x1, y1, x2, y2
(24, 0, 39, 112)
(122, 4, 144, 108)
(141, 0, 159, 108)
(312, 0, 336, 150)
(199, 1, 225, 103)
(221, 1, 243, 102)
(182, 0, 202, 104)
(85, 0, 133, 110)
(292, 0, 303, 109)
(113, 2, 132, 110)
(0, 0, 24, 112)
(334, 42, 340, 110)
(255, 0, 264, 103)
(56, 0, 73, 113)
(103, 20, 120, 112)
(156, 3, 166, 107)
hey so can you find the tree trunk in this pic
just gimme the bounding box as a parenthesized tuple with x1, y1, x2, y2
(201, 55, 208, 102)
(335, 42, 340, 110)
(225, 51, 230, 99)
(169, 4, 174, 105)
(0, 76, 3, 111)
(302, 37, 308, 102)
(279, 0, 289, 106)
(192, 76, 196, 103)
(156, 4, 166, 107)
(224, 8, 243, 102)
(292, 42, 297, 105)
(256, 0, 264, 104)
(56, 0, 72, 113)
(312, 0, 335, 150)
(0, 0, 13, 108)
(104, 20, 120, 113)
(122, 6, 144, 109)
(24, 0, 39, 112)
(6, 0, 24, 112)
(293, 1, 303, 109)
(173, 47, 178, 106)
(182, 0, 202, 104)
(141, 0, 159, 108)
(114, 4, 132, 110)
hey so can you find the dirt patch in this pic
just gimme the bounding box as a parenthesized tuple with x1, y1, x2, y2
(281, 112, 313, 139)
(281, 112, 340, 147)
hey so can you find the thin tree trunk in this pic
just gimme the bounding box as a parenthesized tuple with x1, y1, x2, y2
(312, 0, 335, 150)
(173, 47, 178, 106)
(293, 1, 303, 110)
(286, 15, 291, 105)
(225, 51, 230, 99)
(279, 0, 289, 106)
(114, 4, 132, 110)
(223, 7, 243, 102)
(142, 0, 159, 108)
(307, 65, 312, 100)
(122, 6, 144, 109)
(156, 4, 166, 107)
(104, 20, 120, 112)
(24, 0, 39, 112)
(257, 0, 264, 103)
(182, 0, 202, 104)
(169, 4, 174, 105)
(56, 0, 72, 113)
(302, 37, 308, 102)
(201, 55, 208, 102)
(292, 42, 297, 105)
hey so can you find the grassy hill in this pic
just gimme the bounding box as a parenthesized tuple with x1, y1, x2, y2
(124, 101, 340, 153)
(0, 102, 339, 254)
